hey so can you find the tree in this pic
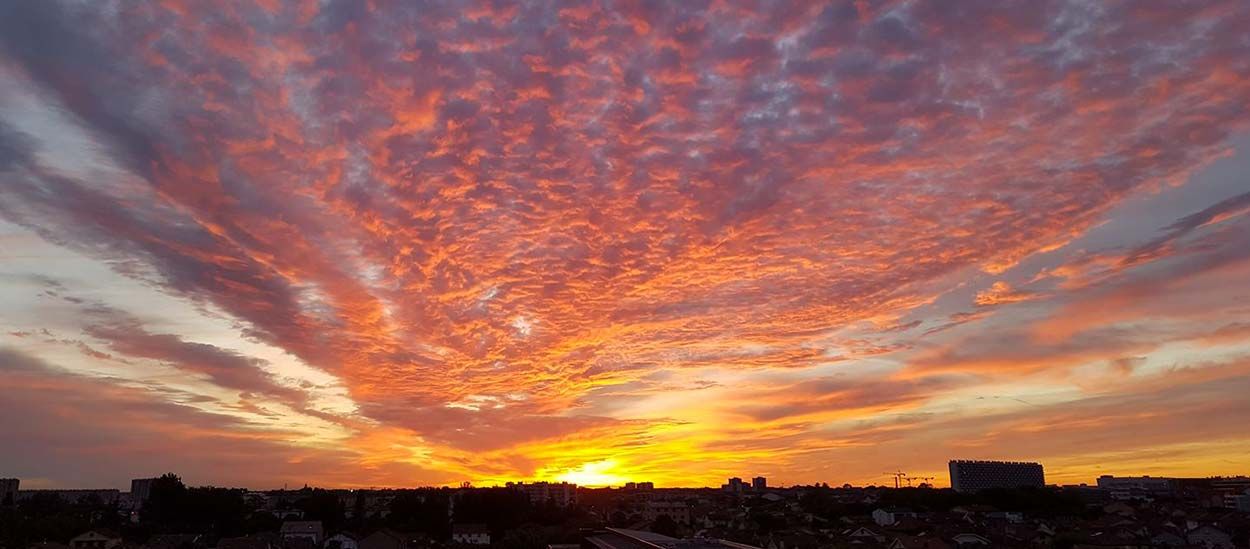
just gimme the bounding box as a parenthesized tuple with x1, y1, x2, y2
(145, 473, 188, 526)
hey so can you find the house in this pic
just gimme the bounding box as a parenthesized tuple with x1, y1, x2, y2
(873, 508, 918, 527)
(281, 522, 325, 546)
(451, 525, 490, 546)
(984, 511, 1023, 524)
(359, 530, 421, 549)
(325, 534, 358, 549)
(216, 536, 276, 549)
(1186, 525, 1233, 549)
(1150, 532, 1185, 547)
(146, 534, 205, 549)
(888, 535, 952, 549)
(70, 530, 122, 549)
(844, 527, 884, 543)
(948, 534, 989, 547)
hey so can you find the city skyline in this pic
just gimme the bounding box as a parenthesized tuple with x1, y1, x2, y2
(3, 1, 1250, 490)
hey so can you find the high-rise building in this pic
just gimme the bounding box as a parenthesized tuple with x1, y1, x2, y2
(722, 477, 745, 493)
(130, 477, 157, 506)
(0, 478, 18, 505)
(949, 460, 1044, 492)
(752, 476, 767, 490)
(636, 481, 654, 490)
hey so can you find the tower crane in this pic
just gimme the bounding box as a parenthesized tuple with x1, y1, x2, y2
(883, 470, 907, 489)
(904, 475, 935, 487)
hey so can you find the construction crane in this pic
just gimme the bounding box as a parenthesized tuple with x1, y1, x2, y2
(884, 470, 907, 489)
(904, 475, 935, 487)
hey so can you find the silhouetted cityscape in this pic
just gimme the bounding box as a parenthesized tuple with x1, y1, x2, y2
(3, 460, 1250, 549)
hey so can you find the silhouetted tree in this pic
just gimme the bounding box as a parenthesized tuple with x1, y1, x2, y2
(145, 473, 188, 526)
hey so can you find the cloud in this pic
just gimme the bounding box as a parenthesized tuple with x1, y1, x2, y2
(1, 0, 1250, 487)
(973, 281, 1040, 307)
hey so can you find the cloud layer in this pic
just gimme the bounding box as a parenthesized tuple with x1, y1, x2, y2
(2, 0, 1249, 488)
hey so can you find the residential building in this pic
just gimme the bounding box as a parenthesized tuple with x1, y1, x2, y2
(0, 478, 17, 504)
(722, 477, 746, 493)
(584, 527, 762, 549)
(507, 481, 577, 506)
(643, 500, 691, 524)
(873, 508, 918, 526)
(326, 534, 359, 549)
(452, 524, 490, 545)
(1187, 525, 1233, 549)
(360, 529, 422, 549)
(69, 530, 122, 549)
(280, 521, 324, 546)
(18, 489, 120, 505)
(949, 533, 990, 546)
(948, 460, 1044, 493)
(1096, 475, 1175, 499)
(752, 477, 767, 490)
(637, 482, 654, 490)
(130, 477, 157, 507)
(145, 534, 205, 549)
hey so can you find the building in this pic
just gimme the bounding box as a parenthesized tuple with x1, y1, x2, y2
(18, 489, 120, 505)
(360, 529, 424, 549)
(131, 478, 157, 501)
(752, 477, 767, 490)
(1225, 494, 1250, 512)
(872, 508, 918, 527)
(0, 478, 17, 505)
(722, 477, 746, 493)
(506, 481, 577, 506)
(948, 460, 1044, 492)
(1096, 475, 1175, 498)
(145, 534, 205, 549)
(69, 530, 122, 549)
(452, 524, 490, 545)
(326, 534, 359, 549)
(584, 527, 762, 549)
(643, 500, 691, 524)
(637, 482, 654, 490)
(216, 537, 275, 549)
(280, 521, 324, 546)
(1187, 525, 1234, 549)
(130, 477, 157, 507)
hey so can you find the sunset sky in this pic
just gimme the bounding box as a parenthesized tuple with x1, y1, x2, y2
(2, 0, 1250, 491)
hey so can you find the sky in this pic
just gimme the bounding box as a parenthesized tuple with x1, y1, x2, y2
(1, 0, 1249, 491)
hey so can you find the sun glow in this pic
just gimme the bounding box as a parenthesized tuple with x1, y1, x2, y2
(555, 459, 628, 487)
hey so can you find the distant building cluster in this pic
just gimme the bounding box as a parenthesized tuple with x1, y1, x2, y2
(1096, 475, 1250, 510)
(622, 482, 654, 490)
(503, 481, 576, 506)
(948, 460, 1045, 493)
(720, 476, 766, 494)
